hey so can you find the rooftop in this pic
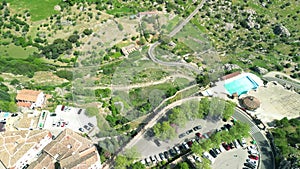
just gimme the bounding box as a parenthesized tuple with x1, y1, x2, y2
(29, 128, 101, 169)
(16, 89, 43, 102)
(0, 130, 50, 168)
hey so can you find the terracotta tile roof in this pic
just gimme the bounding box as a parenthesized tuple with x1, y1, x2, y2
(16, 89, 42, 102)
(17, 102, 32, 108)
(221, 72, 240, 80)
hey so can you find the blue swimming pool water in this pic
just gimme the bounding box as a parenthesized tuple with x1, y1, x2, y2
(224, 76, 258, 95)
(3, 112, 9, 118)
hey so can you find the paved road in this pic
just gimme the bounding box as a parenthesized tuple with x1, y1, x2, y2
(147, 0, 206, 74)
(233, 108, 275, 169)
(148, 42, 202, 74)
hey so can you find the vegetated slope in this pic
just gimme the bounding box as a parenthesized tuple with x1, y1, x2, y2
(192, 0, 299, 77)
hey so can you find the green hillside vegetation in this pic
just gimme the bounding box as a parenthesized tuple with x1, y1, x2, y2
(6, 0, 60, 21)
(272, 117, 300, 167)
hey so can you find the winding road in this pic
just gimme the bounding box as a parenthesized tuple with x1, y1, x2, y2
(147, 0, 207, 74)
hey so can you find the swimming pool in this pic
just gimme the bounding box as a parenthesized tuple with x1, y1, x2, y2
(224, 76, 259, 95)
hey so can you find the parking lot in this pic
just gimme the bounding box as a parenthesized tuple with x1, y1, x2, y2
(132, 118, 224, 158)
(43, 105, 98, 137)
(212, 148, 248, 169)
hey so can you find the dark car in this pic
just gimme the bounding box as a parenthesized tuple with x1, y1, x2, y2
(78, 109, 82, 114)
(225, 124, 232, 130)
(84, 125, 90, 130)
(212, 148, 220, 155)
(209, 149, 217, 158)
(169, 149, 176, 157)
(88, 122, 94, 127)
(186, 129, 193, 135)
(187, 140, 193, 147)
(49, 113, 56, 117)
(222, 143, 230, 150)
(229, 142, 235, 149)
(193, 125, 202, 131)
(195, 132, 202, 138)
(179, 133, 186, 138)
(79, 128, 84, 132)
(11, 113, 18, 117)
(244, 163, 255, 169)
(164, 151, 170, 159)
(154, 139, 161, 147)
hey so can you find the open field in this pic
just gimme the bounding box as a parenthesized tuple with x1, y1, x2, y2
(0, 44, 38, 58)
(7, 0, 60, 21)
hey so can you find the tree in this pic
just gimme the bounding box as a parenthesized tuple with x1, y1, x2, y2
(159, 34, 171, 44)
(130, 162, 145, 169)
(196, 74, 210, 87)
(83, 28, 93, 35)
(68, 34, 80, 43)
(191, 142, 203, 156)
(8, 102, 17, 113)
(115, 155, 130, 169)
(153, 121, 176, 140)
(176, 162, 189, 169)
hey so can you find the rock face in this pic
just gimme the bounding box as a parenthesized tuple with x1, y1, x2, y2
(253, 66, 268, 75)
(54, 5, 61, 11)
(223, 63, 241, 71)
(273, 24, 290, 37)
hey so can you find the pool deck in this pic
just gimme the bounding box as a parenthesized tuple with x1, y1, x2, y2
(209, 73, 264, 98)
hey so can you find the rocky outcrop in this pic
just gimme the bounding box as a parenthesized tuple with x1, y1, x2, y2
(273, 24, 290, 37)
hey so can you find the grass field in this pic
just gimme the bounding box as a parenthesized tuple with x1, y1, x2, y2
(7, 0, 60, 21)
(0, 44, 38, 58)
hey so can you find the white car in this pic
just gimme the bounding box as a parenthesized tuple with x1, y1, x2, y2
(202, 152, 215, 164)
(241, 138, 247, 147)
(194, 155, 202, 163)
(150, 156, 157, 164)
(247, 158, 258, 166)
(219, 144, 226, 152)
(145, 158, 151, 165)
(155, 155, 162, 162)
(182, 142, 189, 149)
(234, 140, 241, 148)
(174, 146, 181, 154)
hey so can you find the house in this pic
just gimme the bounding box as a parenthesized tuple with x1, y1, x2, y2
(121, 44, 138, 56)
(16, 89, 48, 109)
(28, 128, 101, 169)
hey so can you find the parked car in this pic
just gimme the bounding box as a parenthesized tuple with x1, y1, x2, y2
(186, 129, 193, 135)
(246, 159, 258, 166)
(11, 113, 18, 117)
(79, 128, 84, 132)
(155, 155, 161, 162)
(179, 133, 186, 138)
(244, 162, 255, 169)
(182, 142, 189, 149)
(140, 159, 146, 165)
(145, 158, 151, 166)
(84, 125, 90, 130)
(154, 139, 161, 147)
(174, 146, 181, 154)
(224, 124, 232, 130)
(56, 122, 61, 127)
(187, 140, 193, 147)
(150, 156, 157, 164)
(193, 125, 202, 131)
(249, 154, 259, 160)
(195, 132, 202, 138)
(229, 142, 235, 149)
(233, 140, 241, 148)
(77, 109, 82, 114)
(222, 143, 230, 150)
(88, 122, 94, 127)
(159, 153, 166, 161)
(213, 148, 221, 154)
(202, 133, 209, 139)
(61, 122, 65, 127)
(209, 149, 217, 158)
(169, 149, 176, 156)
(164, 151, 170, 159)
(202, 152, 215, 164)
(193, 155, 202, 163)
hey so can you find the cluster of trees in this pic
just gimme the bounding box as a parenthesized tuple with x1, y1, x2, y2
(95, 88, 111, 99)
(55, 70, 73, 81)
(0, 78, 17, 112)
(114, 148, 145, 169)
(41, 39, 73, 59)
(272, 117, 300, 167)
(0, 56, 55, 77)
(153, 98, 236, 140)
